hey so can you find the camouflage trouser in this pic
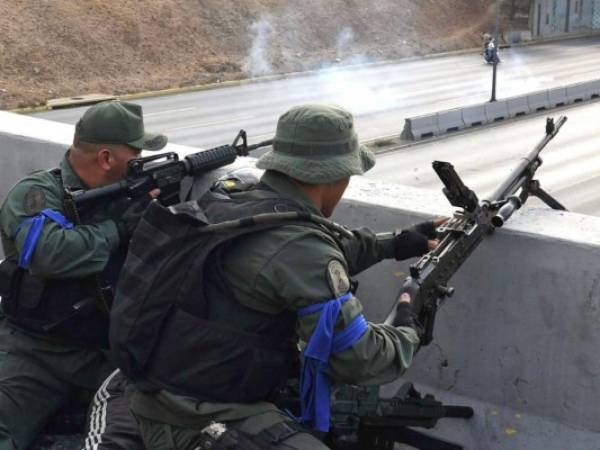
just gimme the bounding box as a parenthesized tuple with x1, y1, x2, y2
(134, 410, 330, 450)
(0, 321, 113, 450)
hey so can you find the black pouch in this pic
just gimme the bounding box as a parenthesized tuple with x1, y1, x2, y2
(0, 259, 21, 301)
(18, 271, 46, 309)
(0, 259, 45, 313)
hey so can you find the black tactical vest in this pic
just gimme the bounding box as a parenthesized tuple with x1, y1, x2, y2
(110, 186, 339, 402)
(0, 169, 127, 348)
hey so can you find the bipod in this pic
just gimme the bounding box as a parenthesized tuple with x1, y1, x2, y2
(356, 383, 473, 450)
(527, 179, 567, 211)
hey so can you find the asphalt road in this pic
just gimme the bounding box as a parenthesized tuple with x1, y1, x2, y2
(33, 36, 600, 150)
(367, 101, 600, 217)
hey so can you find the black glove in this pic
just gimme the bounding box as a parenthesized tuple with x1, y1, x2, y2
(390, 278, 424, 338)
(115, 195, 153, 244)
(393, 229, 428, 260)
(392, 302, 417, 328)
(409, 220, 437, 239)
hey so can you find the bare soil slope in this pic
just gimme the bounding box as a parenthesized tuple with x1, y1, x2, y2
(0, 0, 498, 110)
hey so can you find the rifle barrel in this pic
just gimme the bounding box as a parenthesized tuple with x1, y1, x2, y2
(72, 180, 129, 205)
(487, 116, 567, 202)
(247, 139, 273, 151)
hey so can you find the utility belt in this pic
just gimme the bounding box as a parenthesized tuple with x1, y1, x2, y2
(0, 258, 110, 347)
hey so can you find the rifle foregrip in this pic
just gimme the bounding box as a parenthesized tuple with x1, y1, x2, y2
(184, 145, 239, 174)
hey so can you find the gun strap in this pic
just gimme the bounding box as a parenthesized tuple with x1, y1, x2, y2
(51, 169, 111, 314)
(187, 211, 354, 241)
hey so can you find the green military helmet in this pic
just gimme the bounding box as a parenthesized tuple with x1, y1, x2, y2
(256, 104, 375, 183)
(75, 100, 168, 151)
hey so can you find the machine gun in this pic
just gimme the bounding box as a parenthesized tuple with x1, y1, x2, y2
(303, 117, 568, 450)
(70, 130, 272, 206)
(387, 116, 568, 346)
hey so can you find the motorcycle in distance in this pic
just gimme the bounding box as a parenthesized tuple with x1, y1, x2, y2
(484, 38, 501, 64)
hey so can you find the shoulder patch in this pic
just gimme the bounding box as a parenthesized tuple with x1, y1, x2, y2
(23, 187, 46, 215)
(326, 260, 350, 298)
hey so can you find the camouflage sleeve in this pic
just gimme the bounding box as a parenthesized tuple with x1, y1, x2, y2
(252, 230, 419, 385)
(0, 174, 120, 278)
(339, 227, 396, 275)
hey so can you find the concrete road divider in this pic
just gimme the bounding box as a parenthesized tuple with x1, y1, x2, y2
(484, 101, 509, 122)
(400, 115, 441, 140)
(506, 96, 530, 117)
(401, 78, 600, 141)
(527, 91, 550, 112)
(461, 104, 487, 127)
(588, 79, 600, 98)
(436, 108, 465, 134)
(566, 82, 593, 103)
(547, 87, 568, 108)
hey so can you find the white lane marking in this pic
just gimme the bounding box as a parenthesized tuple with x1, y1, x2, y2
(165, 114, 257, 132)
(144, 107, 196, 117)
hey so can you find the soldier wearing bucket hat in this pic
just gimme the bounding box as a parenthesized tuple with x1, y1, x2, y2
(124, 104, 444, 449)
(256, 103, 375, 184)
(0, 100, 166, 449)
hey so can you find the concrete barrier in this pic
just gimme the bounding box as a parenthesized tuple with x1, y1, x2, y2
(506, 95, 530, 117)
(587, 79, 600, 98)
(566, 82, 593, 103)
(461, 104, 486, 128)
(527, 91, 550, 112)
(436, 108, 465, 134)
(401, 78, 600, 141)
(401, 114, 440, 140)
(547, 87, 568, 108)
(484, 100, 509, 122)
(2, 112, 600, 448)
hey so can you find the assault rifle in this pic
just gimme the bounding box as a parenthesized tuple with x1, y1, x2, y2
(329, 383, 473, 450)
(276, 381, 474, 450)
(386, 116, 568, 345)
(71, 130, 272, 206)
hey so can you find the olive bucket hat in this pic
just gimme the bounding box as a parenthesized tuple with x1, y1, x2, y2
(75, 100, 167, 151)
(256, 104, 375, 183)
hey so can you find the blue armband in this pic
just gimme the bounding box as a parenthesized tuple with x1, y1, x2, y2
(15, 208, 74, 269)
(297, 292, 368, 432)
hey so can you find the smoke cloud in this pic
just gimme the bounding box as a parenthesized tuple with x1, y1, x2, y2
(243, 17, 274, 76)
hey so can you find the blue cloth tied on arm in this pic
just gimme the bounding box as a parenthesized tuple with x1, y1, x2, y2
(15, 208, 73, 269)
(297, 292, 368, 432)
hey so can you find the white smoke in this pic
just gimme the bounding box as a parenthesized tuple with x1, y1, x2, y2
(243, 18, 401, 117)
(243, 18, 274, 76)
(309, 27, 396, 116)
(336, 27, 355, 59)
(468, 48, 555, 103)
(497, 48, 555, 97)
(314, 65, 401, 116)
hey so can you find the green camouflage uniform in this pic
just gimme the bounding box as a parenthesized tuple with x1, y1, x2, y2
(129, 104, 422, 450)
(0, 100, 166, 450)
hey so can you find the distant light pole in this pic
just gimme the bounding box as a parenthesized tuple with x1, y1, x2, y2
(490, 0, 500, 102)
